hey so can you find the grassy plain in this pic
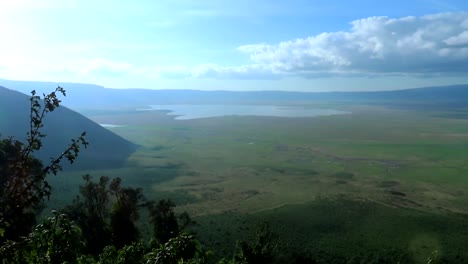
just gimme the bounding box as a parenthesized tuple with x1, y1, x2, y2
(79, 104, 468, 213)
(49, 102, 468, 262)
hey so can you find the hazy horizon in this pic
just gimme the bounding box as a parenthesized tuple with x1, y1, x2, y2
(1, 77, 468, 93)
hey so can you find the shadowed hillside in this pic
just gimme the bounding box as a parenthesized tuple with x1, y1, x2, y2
(0, 86, 137, 170)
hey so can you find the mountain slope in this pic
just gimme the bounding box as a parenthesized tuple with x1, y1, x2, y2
(0, 86, 137, 170)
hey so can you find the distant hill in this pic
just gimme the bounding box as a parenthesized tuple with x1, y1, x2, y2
(0, 86, 137, 170)
(0, 78, 467, 109)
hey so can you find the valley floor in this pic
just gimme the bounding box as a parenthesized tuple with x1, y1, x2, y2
(49, 102, 468, 262)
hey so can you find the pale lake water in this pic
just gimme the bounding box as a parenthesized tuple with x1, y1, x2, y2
(138, 104, 350, 120)
(99, 124, 127, 128)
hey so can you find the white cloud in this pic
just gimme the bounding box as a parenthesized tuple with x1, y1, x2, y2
(190, 12, 468, 79)
(444, 31, 468, 45)
(463, 18, 468, 28)
(2, 7, 468, 87)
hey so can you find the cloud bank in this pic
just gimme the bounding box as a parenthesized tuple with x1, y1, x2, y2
(182, 12, 468, 79)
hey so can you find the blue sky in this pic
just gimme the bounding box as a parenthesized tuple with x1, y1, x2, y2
(1, 0, 468, 91)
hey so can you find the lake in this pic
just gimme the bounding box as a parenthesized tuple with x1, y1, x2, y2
(139, 104, 349, 120)
(99, 124, 127, 128)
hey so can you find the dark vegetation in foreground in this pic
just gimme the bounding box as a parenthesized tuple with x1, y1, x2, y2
(1, 88, 468, 263)
(195, 198, 468, 263)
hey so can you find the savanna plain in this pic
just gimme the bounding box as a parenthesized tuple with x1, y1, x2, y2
(48, 101, 468, 262)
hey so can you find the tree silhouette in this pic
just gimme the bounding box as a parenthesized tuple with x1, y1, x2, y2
(64, 175, 147, 255)
(0, 87, 88, 242)
(234, 222, 278, 264)
(148, 199, 180, 244)
(0, 211, 84, 264)
(109, 177, 146, 249)
(64, 175, 113, 256)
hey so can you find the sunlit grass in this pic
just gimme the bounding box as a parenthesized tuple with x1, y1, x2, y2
(42, 103, 468, 262)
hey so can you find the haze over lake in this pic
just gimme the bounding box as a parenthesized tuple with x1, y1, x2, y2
(140, 104, 349, 120)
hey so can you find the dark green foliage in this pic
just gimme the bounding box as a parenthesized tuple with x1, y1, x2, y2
(150, 199, 181, 244)
(64, 175, 113, 255)
(0, 87, 88, 242)
(0, 211, 84, 264)
(0, 137, 43, 240)
(144, 233, 212, 264)
(194, 198, 468, 263)
(63, 174, 196, 257)
(93, 233, 213, 264)
(65, 175, 145, 255)
(98, 242, 146, 264)
(109, 177, 146, 249)
(64, 175, 148, 255)
(148, 199, 181, 244)
(234, 223, 278, 264)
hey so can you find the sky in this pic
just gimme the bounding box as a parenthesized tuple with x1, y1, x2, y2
(1, 0, 468, 91)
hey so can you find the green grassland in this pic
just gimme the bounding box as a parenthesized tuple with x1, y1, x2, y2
(48, 102, 468, 262)
(79, 104, 468, 214)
